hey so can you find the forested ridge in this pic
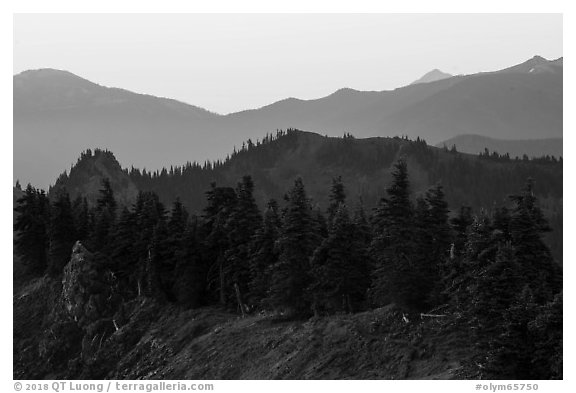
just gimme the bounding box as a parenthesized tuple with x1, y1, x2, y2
(50, 129, 563, 262)
(14, 130, 562, 379)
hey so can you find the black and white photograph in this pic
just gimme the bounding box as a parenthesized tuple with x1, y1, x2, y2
(7, 6, 570, 389)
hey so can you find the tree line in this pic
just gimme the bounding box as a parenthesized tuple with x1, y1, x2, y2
(14, 158, 562, 378)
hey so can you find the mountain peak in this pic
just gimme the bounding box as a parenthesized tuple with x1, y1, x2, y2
(496, 55, 562, 74)
(51, 148, 138, 206)
(14, 68, 94, 86)
(410, 69, 453, 85)
(16, 68, 78, 77)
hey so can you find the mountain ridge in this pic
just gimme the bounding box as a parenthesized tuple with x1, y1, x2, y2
(14, 56, 563, 188)
(14, 56, 561, 117)
(49, 129, 563, 265)
(437, 134, 563, 159)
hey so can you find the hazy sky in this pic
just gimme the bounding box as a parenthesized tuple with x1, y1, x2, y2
(14, 14, 562, 114)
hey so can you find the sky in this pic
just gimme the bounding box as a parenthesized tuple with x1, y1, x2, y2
(14, 13, 562, 114)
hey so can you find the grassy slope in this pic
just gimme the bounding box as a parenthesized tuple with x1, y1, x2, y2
(13, 275, 474, 380)
(108, 306, 471, 380)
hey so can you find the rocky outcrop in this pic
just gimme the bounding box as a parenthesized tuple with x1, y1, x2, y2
(60, 241, 123, 363)
(62, 241, 115, 327)
(15, 242, 474, 380)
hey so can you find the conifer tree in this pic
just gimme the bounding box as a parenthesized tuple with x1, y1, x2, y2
(14, 184, 50, 274)
(173, 218, 206, 307)
(450, 206, 474, 257)
(110, 207, 138, 295)
(425, 185, 451, 257)
(509, 179, 561, 302)
(203, 184, 237, 305)
(352, 201, 372, 245)
(309, 204, 369, 314)
(224, 176, 262, 308)
(268, 178, 319, 315)
(451, 181, 562, 379)
(412, 196, 437, 307)
(492, 206, 512, 241)
(132, 191, 167, 297)
(91, 178, 117, 253)
(248, 199, 281, 307)
(445, 211, 497, 309)
(47, 189, 76, 276)
(327, 176, 346, 225)
(482, 285, 537, 379)
(423, 185, 452, 305)
(370, 159, 422, 309)
(168, 198, 189, 235)
(156, 198, 190, 300)
(528, 292, 563, 379)
(470, 243, 522, 326)
(72, 196, 90, 241)
(149, 218, 171, 300)
(314, 206, 329, 239)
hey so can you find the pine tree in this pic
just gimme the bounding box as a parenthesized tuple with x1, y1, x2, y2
(248, 199, 281, 307)
(423, 185, 452, 306)
(72, 196, 90, 241)
(352, 201, 372, 246)
(452, 181, 562, 379)
(450, 206, 474, 257)
(14, 184, 50, 274)
(172, 218, 207, 307)
(425, 185, 451, 258)
(132, 191, 167, 297)
(157, 198, 190, 300)
(203, 184, 237, 305)
(91, 178, 117, 253)
(470, 243, 522, 327)
(370, 159, 422, 309)
(492, 206, 512, 242)
(482, 285, 537, 379)
(327, 176, 346, 225)
(412, 196, 437, 307)
(509, 179, 561, 302)
(309, 204, 369, 314)
(110, 207, 138, 295)
(168, 198, 189, 235)
(224, 176, 262, 309)
(528, 292, 563, 379)
(444, 211, 497, 310)
(148, 218, 171, 300)
(314, 207, 329, 239)
(268, 178, 319, 316)
(47, 189, 76, 276)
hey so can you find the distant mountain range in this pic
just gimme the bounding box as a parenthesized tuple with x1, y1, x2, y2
(437, 135, 563, 159)
(14, 55, 563, 188)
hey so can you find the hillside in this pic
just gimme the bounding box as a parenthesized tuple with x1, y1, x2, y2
(13, 270, 472, 380)
(49, 149, 138, 207)
(13, 186, 27, 289)
(436, 135, 563, 159)
(14, 56, 562, 188)
(381, 70, 561, 142)
(51, 130, 563, 261)
(14, 137, 562, 379)
(54, 130, 563, 210)
(15, 131, 563, 380)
